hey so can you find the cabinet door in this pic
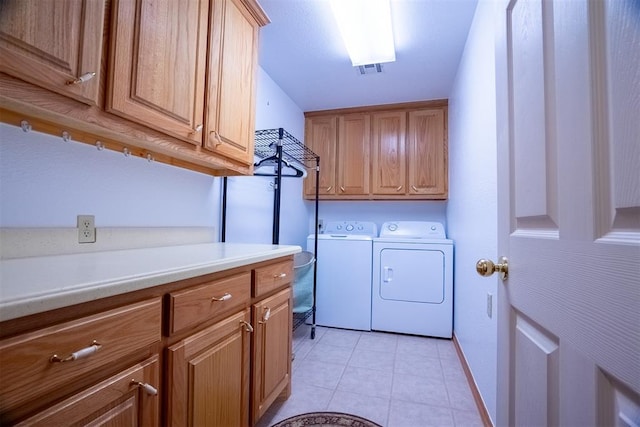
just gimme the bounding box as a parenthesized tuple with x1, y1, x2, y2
(107, 0, 208, 144)
(205, 0, 260, 165)
(0, 0, 105, 105)
(407, 109, 448, 197)
(337, 114, 371, 195)
(16, 356, 160, 426)
(166, 309, 251, 427)
(372, 111, 407, 195)
(251, 287, 292, 424)
(304, 116, 337, 197)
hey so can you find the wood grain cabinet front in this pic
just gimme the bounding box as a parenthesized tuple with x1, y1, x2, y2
(107, 0, 209, 145)
(0, 297, 162, 424)
(15, 355, 160, 427)
(166, 309, 252, 427)
(0, 0, 105, 105)
(168, 271, 251, 335)
(251, 287, 292, 424)
(0, 0, 269, 177)
(253, 259, 294, 298)
(304, 101, 448, 200)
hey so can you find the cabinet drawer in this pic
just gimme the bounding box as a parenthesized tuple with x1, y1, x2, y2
(16, 355, 160, 426)
(168, 272, 251, 334)
(0, 298, 161, 414)
(253, 259, 293, 298)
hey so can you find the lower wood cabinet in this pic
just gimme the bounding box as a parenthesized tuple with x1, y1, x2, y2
(167, 309, 252, 427)
(251, 287, 293, 423)
(0, 256, 294, 427)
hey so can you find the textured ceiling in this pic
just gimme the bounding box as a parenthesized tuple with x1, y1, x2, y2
(258, 0, 478, 112)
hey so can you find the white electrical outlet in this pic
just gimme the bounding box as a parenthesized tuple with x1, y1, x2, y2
(77, 215, 96, 243)
(487, 293, 493, 318)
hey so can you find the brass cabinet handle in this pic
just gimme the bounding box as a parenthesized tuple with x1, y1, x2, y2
(396, 185, 403, 192)
(190, 124, 203, 134)
(211, 293, 232, 302)
(240, 321, 254, 332)
(259, 307, 271, 324)
(476, 257, 509, 281)
(131, 380, 158, 396)
(67, 72, 96, 85)
(325, 186, 333, 192)
(50, 340, 101, 363)
(210, 131, 223, 146)
(340, 186, 345, 192)
(273, 273, 287, 279)
(411, 185, 419, 192)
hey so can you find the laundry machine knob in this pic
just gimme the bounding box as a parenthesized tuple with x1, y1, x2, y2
(388, 223, 398, 231)
(336, 225, 342, 230)
(346, 224, 354, 231)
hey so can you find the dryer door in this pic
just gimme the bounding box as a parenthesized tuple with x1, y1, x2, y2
(378, 247, 444, 303)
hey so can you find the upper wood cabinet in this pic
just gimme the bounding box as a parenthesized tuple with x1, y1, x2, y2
(108, 0, 264, 164)
(0, 0, 105, 105)
(338, 114, 371, 195)
(205, 0, 262, 165)
(0, 0, 268, 176)
(304, 101, 448, 200)
(304, 116, 337, 197)
(372, 111, 406, 195)
(407, 109, 448, 196)
(107, 0, 209, 145)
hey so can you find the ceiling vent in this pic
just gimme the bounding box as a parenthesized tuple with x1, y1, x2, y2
(357, 63, 383, 75)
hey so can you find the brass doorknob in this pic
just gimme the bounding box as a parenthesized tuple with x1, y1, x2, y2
(476, 257, 509, 281)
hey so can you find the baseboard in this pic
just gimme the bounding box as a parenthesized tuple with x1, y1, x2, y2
(452, 333, 493, 427)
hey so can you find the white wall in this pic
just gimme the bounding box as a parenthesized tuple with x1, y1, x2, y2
(223, 67, 309, 248)
(0, 123, 220, 228)
(447, 0, 498, 423)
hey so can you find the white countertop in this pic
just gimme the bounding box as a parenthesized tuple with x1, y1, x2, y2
(0, 242, 301, 322)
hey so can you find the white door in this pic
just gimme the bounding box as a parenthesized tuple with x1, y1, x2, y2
(494, 0, 640, 425)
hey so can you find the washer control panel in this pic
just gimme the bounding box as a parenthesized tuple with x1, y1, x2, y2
(324, 221, 378, 237)
(379, 221, 446, 239)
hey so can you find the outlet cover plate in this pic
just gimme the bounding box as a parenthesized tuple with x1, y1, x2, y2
(77, 215, 96, 243)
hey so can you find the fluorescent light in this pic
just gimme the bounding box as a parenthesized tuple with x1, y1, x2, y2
(330, 0, 396, 67)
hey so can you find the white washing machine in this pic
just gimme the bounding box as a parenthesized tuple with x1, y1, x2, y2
(372, 221, 454, 338)
(307, 221, 377, 331)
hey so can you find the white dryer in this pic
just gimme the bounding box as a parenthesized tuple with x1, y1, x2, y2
(372, 221, 453, 338)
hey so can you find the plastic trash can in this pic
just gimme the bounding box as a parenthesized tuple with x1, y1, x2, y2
(292, 251, 315, 314)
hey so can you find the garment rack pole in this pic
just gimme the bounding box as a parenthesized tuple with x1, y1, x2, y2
(272, 128, 284, 245)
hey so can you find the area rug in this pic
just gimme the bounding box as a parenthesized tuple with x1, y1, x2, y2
(271, 411, 382, 427)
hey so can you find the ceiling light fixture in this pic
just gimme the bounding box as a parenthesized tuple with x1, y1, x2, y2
(330, 0, 396, 67)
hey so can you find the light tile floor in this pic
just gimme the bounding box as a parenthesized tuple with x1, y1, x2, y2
(257, 325, 484, 427)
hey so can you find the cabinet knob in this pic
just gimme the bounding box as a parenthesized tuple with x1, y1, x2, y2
(240, 320, 254, 332)
(411, 185, 419, 192)
(210, 131, 223, 146)
(273, 273, 287, 279)
(211, 293, 232, 302)
(50, 340, 101, 363)
(259, 307, 271, 324)
(67, 72, 96, 85)
(325, 186, 333, 192)
(396, 185, 403, 192)
(131, 380, 158, 396)
(190, 124, 203, 134)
